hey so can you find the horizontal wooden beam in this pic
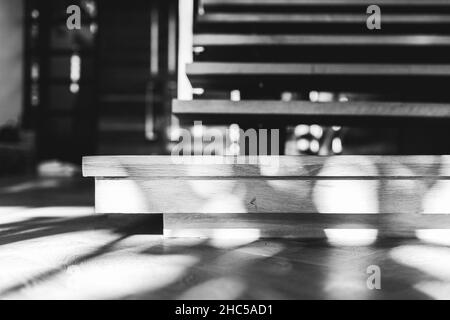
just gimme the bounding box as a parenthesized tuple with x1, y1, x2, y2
(194, 34, 450, 46)
(198, 13, 450, 24)
(202, 0, 450, 7)
(172, 100, 450, 122)
(186, 62, 450, 76)
(164, 212, 450, 239)
(85, 154, 450, 239)
(83, 156, 450, 178)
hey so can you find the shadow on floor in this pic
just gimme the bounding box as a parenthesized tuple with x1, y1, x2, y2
(0, 175, 444, 299)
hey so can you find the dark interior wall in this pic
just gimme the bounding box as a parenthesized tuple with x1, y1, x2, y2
(96, 0, 178, 156)
(23, 0, 178, 163)
(23, 0, 99, 164)
(0, 0, 23, 127)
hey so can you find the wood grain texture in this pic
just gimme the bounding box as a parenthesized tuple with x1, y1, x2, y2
(186, 62, 450, 76)
(173, 99, 450, 119)
(164, 212, 450, 239)
(202, 0, 450, 6)
(86, 155, 450, 239)
(194, 34, 450, 46)
(198, 13, 450, 24)
(94, 178, 450, 214)
(83, 155, 450, 178)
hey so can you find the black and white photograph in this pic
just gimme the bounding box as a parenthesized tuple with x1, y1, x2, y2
(2, 0, 450, 306)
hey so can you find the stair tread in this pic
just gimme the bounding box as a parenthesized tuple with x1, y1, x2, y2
(202, 0, 450, 7)
(198, 13, 450, 24)
(83, 154, 450, 177)
(187, 62, 450, 76)
(173, 99, 450, 119)
(194, 34, 450, 46)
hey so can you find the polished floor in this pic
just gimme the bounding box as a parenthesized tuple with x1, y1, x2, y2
(0, 176, 449, 299)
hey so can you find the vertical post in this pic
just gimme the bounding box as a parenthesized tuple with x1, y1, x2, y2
(177, 0, 193, 101)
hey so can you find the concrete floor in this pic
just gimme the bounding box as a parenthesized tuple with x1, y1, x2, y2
(1, 176, 450, 299)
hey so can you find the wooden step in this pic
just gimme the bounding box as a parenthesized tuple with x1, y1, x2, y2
(83, 155, 450, 178)
(198, 13, 450, 24)
(187, 62, 450, 76)
(193, 39, 450, 63)
(164, 212, 450, 239)
(83, 155, 450, 238)
(172, 100, 450, 125)
(193, 38, 450, 63)
(186, 62, 450, 92)
(194, 34, 450, 46)
(201, 0, 450, 7)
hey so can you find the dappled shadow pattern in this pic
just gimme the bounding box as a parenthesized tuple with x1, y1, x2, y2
(1, 171, 450, 299)
(0, 214, 444, 299)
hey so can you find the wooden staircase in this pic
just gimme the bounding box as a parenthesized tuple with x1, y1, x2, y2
(174, 0, 450, 138)
(83, 1, 450, 239)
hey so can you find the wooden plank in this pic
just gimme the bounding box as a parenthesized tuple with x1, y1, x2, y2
(83, 155, 450, 178)
(202, 0, 450, 7)
(198, 13, 450, 24)
(173, 99, 450, 120)
(186, 62, 450, 76)
(194, 34, 450, 46)
(164, 212, 450, 239)
(94, 178, 450, 214)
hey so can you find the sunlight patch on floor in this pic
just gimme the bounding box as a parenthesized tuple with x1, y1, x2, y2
(234, 241, 285, 258)
(0, 179, 62, 193)
(324, 229, 378, 247)
(209, 229, 260, 249)
(1, 246, 198, 299)
(0, 206, 29, 226)
(390, 245, 450, 282)
(178, 276, 246, 300)
(0, 206, 94, 226)
(414, 280, 450, 300)
(324, 252, 371, 299)
(416, 229, 450, 246)
(0, 230, 119, 296)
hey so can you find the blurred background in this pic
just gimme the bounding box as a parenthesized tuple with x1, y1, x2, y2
(1, 0, 450, 177)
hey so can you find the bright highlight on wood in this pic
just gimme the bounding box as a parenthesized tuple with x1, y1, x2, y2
(83, 156, 450, 239)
